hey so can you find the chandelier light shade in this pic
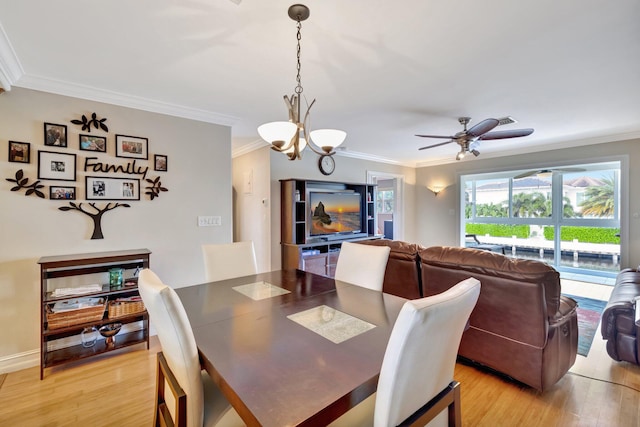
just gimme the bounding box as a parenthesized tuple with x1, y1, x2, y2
(258, 4, 346, 161)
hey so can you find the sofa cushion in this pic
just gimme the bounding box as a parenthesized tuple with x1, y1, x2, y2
(357, 239, 422, 299)
(419, 246, 561, 316)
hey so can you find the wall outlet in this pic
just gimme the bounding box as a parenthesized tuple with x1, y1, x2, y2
(198, 216, 222, 227)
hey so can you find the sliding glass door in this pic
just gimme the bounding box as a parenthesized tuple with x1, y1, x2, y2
(462, 161, 621, 277)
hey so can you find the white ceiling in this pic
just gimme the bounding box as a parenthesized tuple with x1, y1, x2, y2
(1, 0, 639, 167)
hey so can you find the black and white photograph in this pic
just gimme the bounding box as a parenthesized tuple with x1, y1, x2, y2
(44, 123, 68, 147)
(38, 151, 76, 181)
(85, 176, 140, 201)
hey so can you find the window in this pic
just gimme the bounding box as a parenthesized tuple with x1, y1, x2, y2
(377, 190, 394, 214)
(461, 161, 621, 277)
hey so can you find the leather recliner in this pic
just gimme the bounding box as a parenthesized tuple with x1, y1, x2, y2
(601, 268, 640, 364)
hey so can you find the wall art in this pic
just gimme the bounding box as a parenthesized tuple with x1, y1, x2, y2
(50, 186, 76, 200)
(86, 176, 140, 201)
(44, 123, 68, 147)
(59, 202, 130, 240)
(8, 141, 30, 163)
(145, 176, 168, 200)
(79, 134, 107, 152)
(154, 154, 167, 172)
(5, 169, 45, 198)
(38, 151, 77, 181)
(115, 135, 148, 160)
(71, 112, 109, 133)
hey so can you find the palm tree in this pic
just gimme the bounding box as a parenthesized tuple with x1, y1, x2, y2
(512, 192, 549, 217)
(579, 176, 615, 217)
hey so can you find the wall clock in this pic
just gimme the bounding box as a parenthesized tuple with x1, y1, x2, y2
(318, 155, 335, 176)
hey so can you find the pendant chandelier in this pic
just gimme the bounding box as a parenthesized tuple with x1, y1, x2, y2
(257, 4, 346, 161)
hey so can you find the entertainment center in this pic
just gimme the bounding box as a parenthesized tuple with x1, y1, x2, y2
(280, 178, 381, 277)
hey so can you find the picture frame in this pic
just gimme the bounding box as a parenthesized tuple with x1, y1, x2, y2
(86, 176, 140, 201)
(154, 154, 168, 172)
(50, 186, 76, 200)
(38, 151, 76, 181)
(44, 123, 68, 147)
(8, 141, 30, 163)
(79, 134, 107, 152)
(115, 134, 148, 159)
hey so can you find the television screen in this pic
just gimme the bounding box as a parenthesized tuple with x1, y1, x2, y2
(309, 192, 362, 236)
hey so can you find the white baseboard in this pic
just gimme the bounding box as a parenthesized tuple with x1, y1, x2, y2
(0, 349, 39, 374)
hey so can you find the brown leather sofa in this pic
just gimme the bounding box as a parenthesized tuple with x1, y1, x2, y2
(601, 268, 640, 364)
(358, 240, 578, 391)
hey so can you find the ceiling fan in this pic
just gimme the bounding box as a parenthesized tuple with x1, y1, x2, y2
(416, 117, 534, 160)
(514, 168, 586, 179)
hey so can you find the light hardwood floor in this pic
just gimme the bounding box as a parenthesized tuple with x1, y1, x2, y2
(1, 281, 639, 426)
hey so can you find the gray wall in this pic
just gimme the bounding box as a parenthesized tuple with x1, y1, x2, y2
(0, 88, 232, 368)
(415, 139, 638, 268)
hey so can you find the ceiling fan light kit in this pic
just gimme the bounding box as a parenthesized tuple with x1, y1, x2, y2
(417, 116, 534, 161)
(257, 4, 346, 162)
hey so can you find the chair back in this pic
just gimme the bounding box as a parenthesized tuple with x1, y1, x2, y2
(374, 277, 481, 426)
(202, 241, 258, 282)
(138, 269, 205, 427)
(334, 241, 390, 291)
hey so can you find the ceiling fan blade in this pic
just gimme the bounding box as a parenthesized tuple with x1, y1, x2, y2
(466, 118, 499, 137)
(514, 170, 539, 179)
(478, 128, 534, 140)
(415, 134, 456, 139)
(418, 140, 454, 150)
(514, 167, 587, 179)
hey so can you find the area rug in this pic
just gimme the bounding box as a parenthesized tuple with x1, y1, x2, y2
(563, 294, 608, 357)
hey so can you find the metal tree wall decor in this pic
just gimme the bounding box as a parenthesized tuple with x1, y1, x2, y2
(71, 112, 109, 132)
(6, 169, 45, 198)
(59, 202, 130, 240)
(5, 111, 170, 240)
(145, 176, 168, 200)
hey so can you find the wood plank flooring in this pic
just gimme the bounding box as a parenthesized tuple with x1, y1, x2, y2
(1, 280, 639, 426)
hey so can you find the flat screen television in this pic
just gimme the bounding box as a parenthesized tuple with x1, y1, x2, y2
(308, 191, 363, 238)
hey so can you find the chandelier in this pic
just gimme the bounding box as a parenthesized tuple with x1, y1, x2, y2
(257, 4, 346, 161)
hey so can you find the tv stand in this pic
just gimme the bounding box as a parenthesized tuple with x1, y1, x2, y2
(280, 179, 382, 277)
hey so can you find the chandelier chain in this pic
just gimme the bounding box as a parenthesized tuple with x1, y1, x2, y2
(295, 19, 303, 95)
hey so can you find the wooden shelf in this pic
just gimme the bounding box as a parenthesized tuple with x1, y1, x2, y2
(38, 249, 151, 379)
(44, 330, 148, 368)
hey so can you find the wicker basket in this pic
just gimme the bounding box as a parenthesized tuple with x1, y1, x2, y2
(108, 298, 146, 319)
(46, 299, 106, 330)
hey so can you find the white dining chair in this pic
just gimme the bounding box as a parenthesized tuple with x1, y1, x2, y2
(334, 241, 391, 291)
(138, 269, 245, 427)
(329, 277, 481, 427)
(202, 241, 258, 282)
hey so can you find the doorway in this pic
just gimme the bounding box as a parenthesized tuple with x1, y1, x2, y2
(367, 171, 405, 241)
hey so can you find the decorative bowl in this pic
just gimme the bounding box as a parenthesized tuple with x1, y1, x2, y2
(99, 323, 122, 347)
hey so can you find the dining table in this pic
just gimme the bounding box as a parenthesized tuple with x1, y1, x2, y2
(175, 269, 408, 427)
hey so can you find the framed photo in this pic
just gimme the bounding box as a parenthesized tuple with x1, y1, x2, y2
(8, 141, 30, 163)
(79, 134, 107, 152)
(86, 176, 140, 201)
(44, 123, 68, 147)
(50, 186, 76, 200)
(154, 154, 168, 172)
(38, 151, 76, 181)
(115, 134, 148, 159)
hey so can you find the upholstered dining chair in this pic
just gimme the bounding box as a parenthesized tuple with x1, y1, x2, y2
(329, 277, 481, 427)
(202, 241, 257, 282)
(334, 241, 391, 291)
(138, 269, 245, 427)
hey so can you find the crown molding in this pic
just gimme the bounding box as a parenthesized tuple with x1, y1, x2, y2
(232, 139, 269, 158)
(335, 149, 412, 167)
(14, 74, 239, 126)
(0, 22, 24, 91)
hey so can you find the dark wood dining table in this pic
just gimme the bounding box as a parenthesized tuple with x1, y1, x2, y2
(175, 269, 408, 427)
